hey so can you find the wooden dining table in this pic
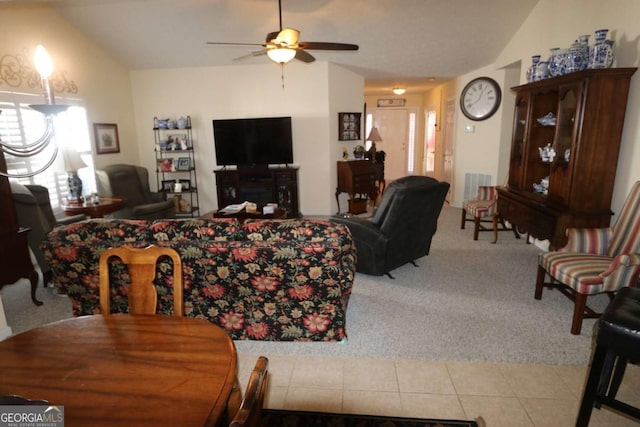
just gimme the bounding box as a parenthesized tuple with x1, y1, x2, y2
(0, 314, 238, 427)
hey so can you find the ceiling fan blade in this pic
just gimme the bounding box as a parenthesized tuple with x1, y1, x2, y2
(294, 49, 315, 63)
(232, 49, 267, 62)
(265, 31, 279, 43)
(206, 41, 265, 47)
(298, 41, 359, 51)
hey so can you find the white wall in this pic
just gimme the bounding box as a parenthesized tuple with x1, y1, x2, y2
(130, 62, 364, 215)
(0, 3, 140, 169)
(452, 66, 509, 206)
(329, 64, 366, 213)
(429, 0, 640, 212)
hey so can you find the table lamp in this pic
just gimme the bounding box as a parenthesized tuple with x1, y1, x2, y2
(61, 147, 87, 203)
(366, 127, 383, 158)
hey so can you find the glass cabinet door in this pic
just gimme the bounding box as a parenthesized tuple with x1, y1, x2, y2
(508, 94, 529, 190)
(522, 89, 558, 197)
(548, 83, 581, 203)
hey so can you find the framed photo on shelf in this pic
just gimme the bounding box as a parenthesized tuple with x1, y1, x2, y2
(93, 123, 120, 154)
(161, 180, 175, 192)
(158, 158, 174, 172)
(176, 157, 191, 170)
(338, 112, 361, 141)
(178, 179, 191, 191)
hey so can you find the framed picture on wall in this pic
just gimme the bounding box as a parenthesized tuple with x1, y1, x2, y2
(93, 123, 120, 154)
(338, 112, 361, 141)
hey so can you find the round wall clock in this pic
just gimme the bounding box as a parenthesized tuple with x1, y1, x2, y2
(459, 77, 502, 121)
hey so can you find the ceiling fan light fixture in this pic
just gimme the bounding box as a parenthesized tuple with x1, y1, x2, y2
(267, 47, 296, 64)
(392, 88, 406, 95)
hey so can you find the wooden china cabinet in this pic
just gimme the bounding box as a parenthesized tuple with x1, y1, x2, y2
(497, 68, 636, 249)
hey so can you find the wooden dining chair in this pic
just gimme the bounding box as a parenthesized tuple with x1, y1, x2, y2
(0, 395, 49, 405)
(229, 356, 269, 427)
(99, 245, 183, 316)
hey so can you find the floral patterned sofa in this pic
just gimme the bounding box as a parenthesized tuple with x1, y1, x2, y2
(41, 217, 356, 341)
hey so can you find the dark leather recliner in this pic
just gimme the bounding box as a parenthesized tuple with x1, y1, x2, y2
(10, 182, 86, 284)
(95, 164, 175, 220)
(331, 176, 450, 277)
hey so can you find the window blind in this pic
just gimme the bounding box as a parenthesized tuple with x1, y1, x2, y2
(0, 91, 94, 213)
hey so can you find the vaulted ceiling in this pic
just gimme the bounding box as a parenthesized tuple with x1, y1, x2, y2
(44, 0, 539, 94)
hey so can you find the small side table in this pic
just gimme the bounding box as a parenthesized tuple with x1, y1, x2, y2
(62, 197, 124, 218)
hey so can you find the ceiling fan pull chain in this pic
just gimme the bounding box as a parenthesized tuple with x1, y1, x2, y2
(281, 63, 285, 89)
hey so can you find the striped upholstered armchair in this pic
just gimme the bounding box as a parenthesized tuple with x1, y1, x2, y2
(535, 181, 640, 335)
(460, 186, 518, 243)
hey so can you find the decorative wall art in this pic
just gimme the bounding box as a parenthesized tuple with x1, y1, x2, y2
(93, 123, 120, 154)
(377, 99, 406, 107)
(338, 112, 361, 141)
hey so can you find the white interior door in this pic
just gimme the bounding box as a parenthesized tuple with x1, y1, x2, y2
(372, 109, 409, 181)
(424, 110, 437, 176)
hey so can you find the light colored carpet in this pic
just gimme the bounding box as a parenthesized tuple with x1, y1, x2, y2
(0, 205, 606, 365)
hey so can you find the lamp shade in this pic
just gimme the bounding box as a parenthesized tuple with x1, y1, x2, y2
(267, 48, 296, 64)
(61, 147, 87, 172)
(366, 127, 383, 143)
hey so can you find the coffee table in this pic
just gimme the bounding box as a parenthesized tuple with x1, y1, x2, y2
(201, 206, 287, 221)
(62, 197, 124, 218)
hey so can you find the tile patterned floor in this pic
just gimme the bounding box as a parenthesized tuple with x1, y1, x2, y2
(236, 351, 640, 426)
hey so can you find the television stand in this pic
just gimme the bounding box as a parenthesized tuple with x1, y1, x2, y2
(214, 167, 299, 218)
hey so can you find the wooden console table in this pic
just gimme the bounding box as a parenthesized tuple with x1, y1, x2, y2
(202, 206, 287, 222)
(214, 167, 299, 218)
(335, 160, 377, 214)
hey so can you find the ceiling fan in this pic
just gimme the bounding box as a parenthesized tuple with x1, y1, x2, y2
(206, 0, 359, 65)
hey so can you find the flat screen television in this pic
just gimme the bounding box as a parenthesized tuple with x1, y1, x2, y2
(213, 116, 293, 167)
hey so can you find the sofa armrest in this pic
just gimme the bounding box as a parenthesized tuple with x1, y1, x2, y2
(601, 253, 640, 291)
(56, 214, 87, 225)
(331, 214, 389, 276)
(146, 191, 167, 203)
(559, 227, 613, 255)
(131, 200, 175, 220)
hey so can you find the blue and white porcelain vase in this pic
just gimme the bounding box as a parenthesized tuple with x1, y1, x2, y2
(566, 35, 590, 73)
(177, 116, 188, 129)
(549, 48, 568, 77)
(526, 55, 541, 82)
(589, 29, 614, 69)
(534, 60, 550, 81)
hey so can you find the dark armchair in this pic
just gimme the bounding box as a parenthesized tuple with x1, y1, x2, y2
(10, 181, 86, 285)
(95, 164, 175, 220)
(332, 175, 450, 277)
